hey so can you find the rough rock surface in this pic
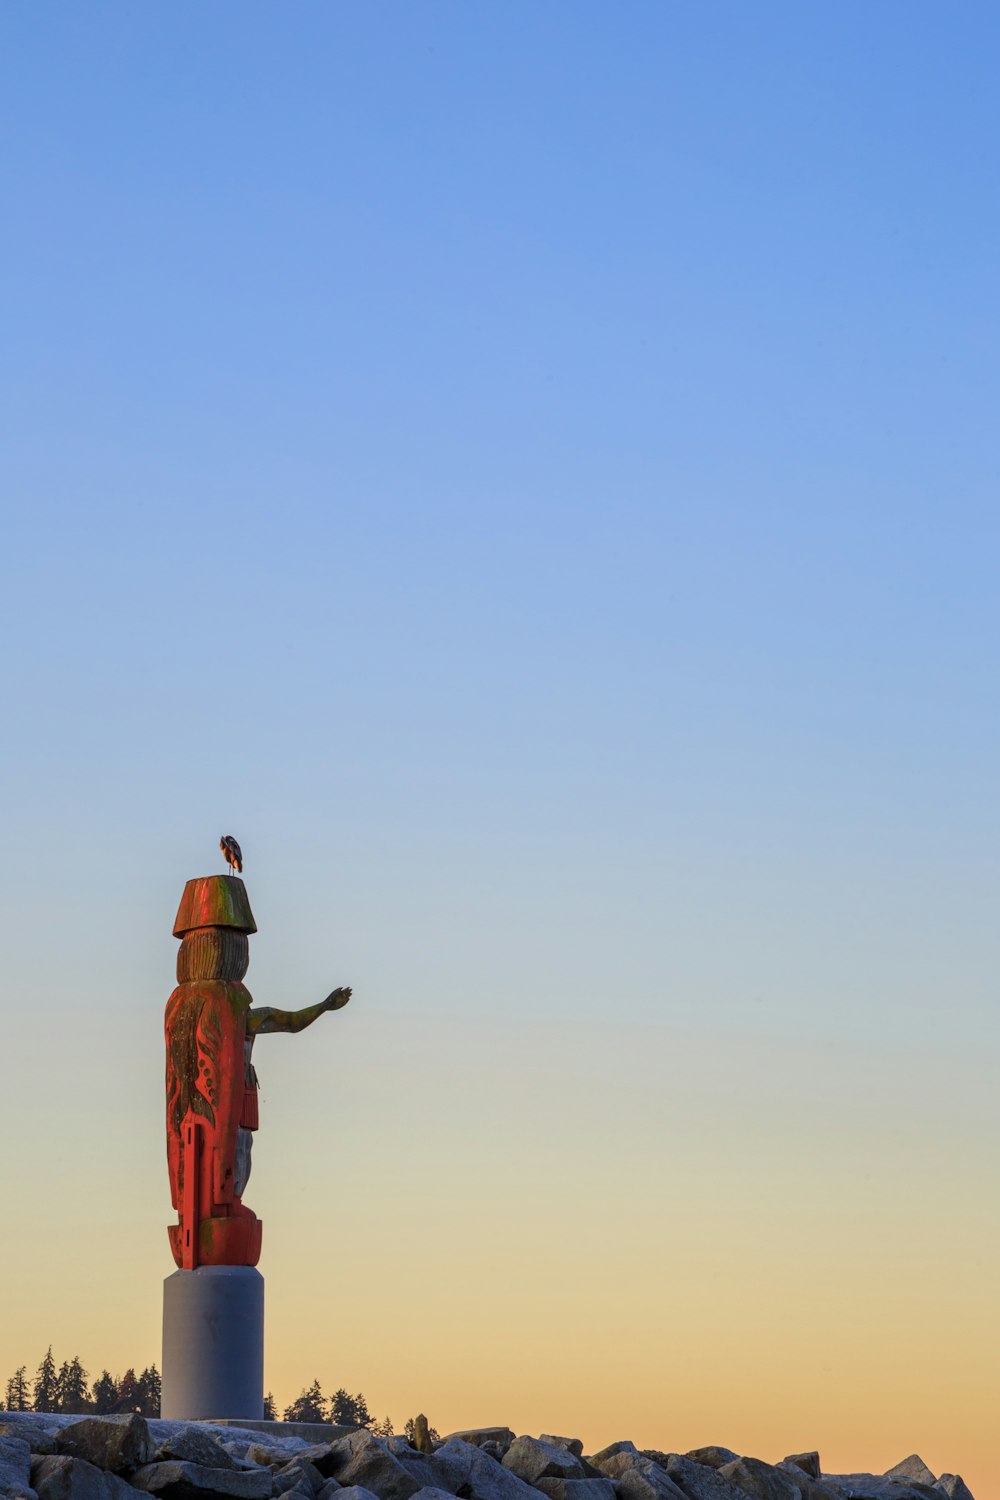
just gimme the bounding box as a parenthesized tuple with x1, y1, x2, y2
(503, 1439, 585, 1486)
(32, 1453, 146, 1499)
(933, 1480, 974, 1500)
(783, 1457, 821, 1483)
(684, 1454, 739, 1475)
(57, 1418, 154, 1476)
(662, 1454, 750, 1500)
(718, 1458, 801, 1500)
(321, 1431, 422, 1500)
(154, 1432, 240, 1475)
(131, 1461, 273, 1498)
(535, 1480, 616, 1500)
(538, 1444, 584, 1463)
(618, 1461, 687, 1500)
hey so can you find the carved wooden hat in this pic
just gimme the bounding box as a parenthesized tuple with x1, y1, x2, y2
(173, 875, 258, 937)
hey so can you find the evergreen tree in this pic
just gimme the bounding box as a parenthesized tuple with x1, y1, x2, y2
(33, 1347, 59, 1413)
(329, 1388, 357, 1425)
(371, 1415, 394, 1439)
(403, 1416, 440, 1444)
(262, 1393, 278, 1420)
(352, 1392, 372, 1429)
(284, 1381, 326, 1423)
(115, 1369, 140, 1413)
(4, 1366, 30, 1411)
(136, 1367, 161, 1418)
(56, 1356, 90, 1413)
(91, 1372, 118, 1414)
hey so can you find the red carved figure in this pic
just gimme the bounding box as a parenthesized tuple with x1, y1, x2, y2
(165, 874, 351, 1268)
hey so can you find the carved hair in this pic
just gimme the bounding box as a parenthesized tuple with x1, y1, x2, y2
(176, 927, 249, 983)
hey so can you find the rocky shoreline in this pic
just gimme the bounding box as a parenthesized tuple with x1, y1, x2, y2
(0, 1412, 974, 1500)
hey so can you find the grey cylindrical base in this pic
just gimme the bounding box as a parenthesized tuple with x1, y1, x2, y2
(162, 1266, 264, 1421)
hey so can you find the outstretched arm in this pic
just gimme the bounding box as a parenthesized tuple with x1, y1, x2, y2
(247, 986, 352, 1035)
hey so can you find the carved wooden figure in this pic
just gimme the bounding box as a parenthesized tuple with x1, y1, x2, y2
(165, 874, 351, 1268)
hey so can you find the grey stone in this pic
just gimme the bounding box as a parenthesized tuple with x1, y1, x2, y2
(588, 1447, 639, 1478)
(815, 1480, 936, 1500)
(933, 1480, 974, 1500)
(319, 1487, 378, 1500)
(272, 1460, 324, 1497)
(663, 1455, 750, 1500)
(1, 1423, 56, 1457)
(618, 1462, 687, 1500)
(131, 1460, 273, 1498)
(155, 1431, 241, 1474)
(536, 1482, 617, 1500)
(423, 1439, 552, 1500)
(1, 1437, 33, 1486)
(57, 1419, 153, 1476)
(884, 1459, 936, 1487)
(717, 1459, 800, 1500)
(443, 1434, 515, 1460)
(321, 1433, 422, 1500)
(408, 1491, 464, 1500)
(685, 1456, 738, 1475)
(503, 1438, 585, 1485)
(782, 1459, 820, 1484)
(539, 1443, 585, 1463)
(32, 1454, 144, 1499)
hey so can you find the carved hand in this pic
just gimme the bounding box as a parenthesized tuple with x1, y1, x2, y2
(323, 986, 352, 1011)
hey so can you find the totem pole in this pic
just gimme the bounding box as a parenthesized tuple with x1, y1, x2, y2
(162, 869, 351, 1420)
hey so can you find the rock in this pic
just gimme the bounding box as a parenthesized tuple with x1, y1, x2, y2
(883, 1459, 935, 1488)
(32, 1454, 145, 1499)
(535, 1481, 617, 1500)
(663, 1455, 751, 1500)
(685, 1456, 738, 1475)
(539, 1443, 585, 1463)
(155, 1431, 241, 1474)
(56, 1419, 153, 1476)
(131, 1460, 273, 1498)
(2, 1437, 33, 1485)
(408, 1491, 464, 1500)
(782, 1459, 820, 1484)
(618, 1461, 687, 1500)
(443, 1435, 515, 1460)
(271, 1459, 324, 1497)
(321, 1432, 422, 1500)
(816, 1480, 936, 1500)
(933, 1480, 974, 1500)
(588, 1446, 639, 1478)
(425, 1438, 555, 1500)
(503, 1438, 585, 1485)
(717, 1459, 800, 1500)
(1, 1422, 56, 1457)
(318, 1487, 379, 1500)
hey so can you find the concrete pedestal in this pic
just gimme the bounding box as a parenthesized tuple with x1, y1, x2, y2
(162, 1265, 264, 1420)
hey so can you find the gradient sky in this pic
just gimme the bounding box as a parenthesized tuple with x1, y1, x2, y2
(1, 4, 998, 1495)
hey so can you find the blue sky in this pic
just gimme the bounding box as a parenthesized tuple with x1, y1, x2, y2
(1, 5, 998, 1483)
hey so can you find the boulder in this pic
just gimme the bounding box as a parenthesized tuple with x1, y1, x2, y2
(155, 1431, 241, 1474)
(318, 1487, 380, 1500)
(717, 1459, 800, 1500)
(425, 1439, 555, 1500)
(271, 1459, 324, 1496)
(2, 1436, 33, 1485)
(1, 1422, 56, 1456)
(685, 1456, 738, 1475)
(320, 1432, 422, 1500)
(933, 1479, 975, 1500)
(588, 1447, 639, 1479)
(31, 1454, 145, 1499)
(539, 1443, 585, 1462)
(56, 1419, 153, 1476)
(130, 1460, 273, 1498)
(815, 1480, 936, 1500)
(617, 1461, 687, 1500)
(884, 1459, 936, 1488)
(535, 1480, 617, 1500)
(503, 1438, 585, 1485)
(782, 1459, 820, 1484)
(662, 1455, 751, 1500)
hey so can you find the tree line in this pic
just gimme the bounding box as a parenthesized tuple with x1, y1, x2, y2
(3, 1353, 435, 1441)
(4, 1350, 161, 1417)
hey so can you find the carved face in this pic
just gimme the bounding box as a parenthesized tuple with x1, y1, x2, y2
(176, 927, 250, 983)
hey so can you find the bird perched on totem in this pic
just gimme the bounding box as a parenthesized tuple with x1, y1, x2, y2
(220, 835, 243, 874)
